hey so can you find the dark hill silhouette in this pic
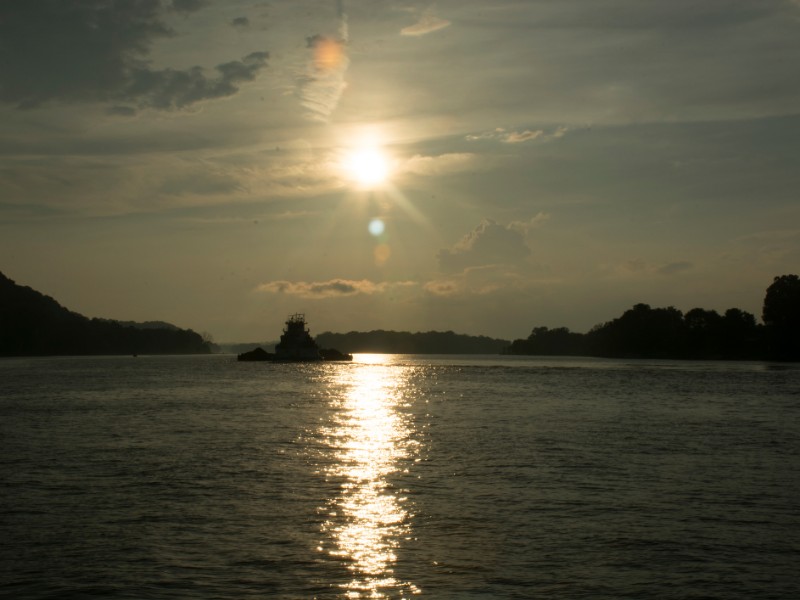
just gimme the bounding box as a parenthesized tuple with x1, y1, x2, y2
(105, 319, 180, 330)
(0, 271, 211, 356)
(315, 330, 510, 354)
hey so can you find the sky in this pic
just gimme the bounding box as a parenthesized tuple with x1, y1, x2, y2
(1, 0, 799, 342)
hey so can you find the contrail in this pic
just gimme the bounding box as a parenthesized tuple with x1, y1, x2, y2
(337, 0, 349, 42)
(297, 0, 350, 122)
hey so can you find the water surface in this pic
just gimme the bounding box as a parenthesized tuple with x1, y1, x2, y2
(1, 354, 798, 598)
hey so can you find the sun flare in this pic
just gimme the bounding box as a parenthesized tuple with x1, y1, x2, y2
(342, 146, 391, 188)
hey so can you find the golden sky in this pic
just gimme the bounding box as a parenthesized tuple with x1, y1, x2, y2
(1, 1, 799, 341)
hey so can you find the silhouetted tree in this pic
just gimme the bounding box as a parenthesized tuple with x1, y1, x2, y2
(718, 308, 761, 359)
(586, 304, 686, 358)
(505, 275, 795, 360)
(762, 274, 800, 360)
(684, 307, 723, 358)
(508, 326, 585, 355)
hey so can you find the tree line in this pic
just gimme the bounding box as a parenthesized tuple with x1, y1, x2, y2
(315, 329, 510, 355)
(506, 275, 800, 361)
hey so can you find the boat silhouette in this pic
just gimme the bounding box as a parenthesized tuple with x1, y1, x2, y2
(237, 314, 352, 362)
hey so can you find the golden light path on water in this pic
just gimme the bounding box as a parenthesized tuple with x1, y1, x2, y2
(319, 354, 421, 598)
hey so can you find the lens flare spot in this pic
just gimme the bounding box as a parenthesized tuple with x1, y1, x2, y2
(313, 37, 347, 72)
(368, 219, 385, 236)
(374, 244, 391, 266)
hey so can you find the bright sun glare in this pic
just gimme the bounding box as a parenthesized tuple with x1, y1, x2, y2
(342, 146, 390, 188)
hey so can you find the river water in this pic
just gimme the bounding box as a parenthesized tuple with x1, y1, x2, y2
(1, 354, 798, 599)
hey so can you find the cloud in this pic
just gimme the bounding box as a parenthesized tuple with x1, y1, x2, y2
(403, 153, 477, 176)
(734, 229, 800, 245)
(171, 0, 207, 13)
(465, 128, 504, 142)
(256, 279, 415, 299)
(438, 219, 531, 273)
(614, 259, 694, 277)
(504, 130, 544, 143)
(657, 261, 694, 275)
(425, 265, 530, 297)
(466, 127, 567, 144)
(401, 13, 451, 37)
(124, 51, 268, 111)
(621, 259, 648, 274)
(0, 1, 267, 110)
(536, 1, 780, 30)
(553, 126, 569, 138)
(731, 229, 800, 264)
(423, 279, 460, 297)
(106, 105, 138, 117)
(0, 143, 351, 217)
(508, 213, 551, 234)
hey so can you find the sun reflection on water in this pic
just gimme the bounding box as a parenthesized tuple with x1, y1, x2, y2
(319, 355, 421, 597)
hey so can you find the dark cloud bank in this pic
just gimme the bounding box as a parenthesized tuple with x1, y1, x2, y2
(0, 0, 267, 111)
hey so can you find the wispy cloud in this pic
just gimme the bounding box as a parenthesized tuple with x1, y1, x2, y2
(401, 11, 451, 37)
(657, 261, 694, 276)
(466, 127, 568, 144)
(612, 259, 694, 277)
(504, 130, 544, 143)
(423, 279, 459, 296)
(734, 229, 800, 245)
(403, 153, 477, 176)
(425, 265, 529, 297)
(256, 279, 415, 299)
(730, 229, 800, 263)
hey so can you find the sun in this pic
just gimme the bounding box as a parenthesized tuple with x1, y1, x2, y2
(342, 146, 391, 188)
